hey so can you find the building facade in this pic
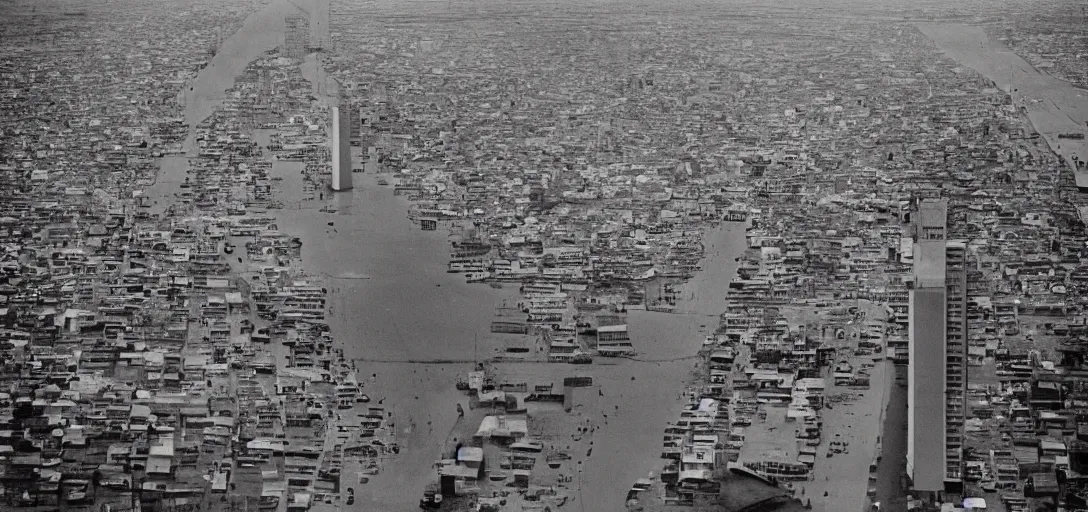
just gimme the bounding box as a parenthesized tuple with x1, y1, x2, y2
(907, 198, 966, 496)
(284, 15, 309, 59)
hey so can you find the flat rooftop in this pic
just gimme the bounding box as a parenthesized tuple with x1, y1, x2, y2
(917, 198, 948, 229)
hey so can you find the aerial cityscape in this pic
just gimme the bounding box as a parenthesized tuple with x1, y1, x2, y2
(1, 0, 1088, 511)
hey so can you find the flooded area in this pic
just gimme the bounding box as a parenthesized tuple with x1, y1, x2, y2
(270, 161, 520, 509)
(181, 7, 281, 128)
(15, 0, 1088, 511)
(141, 5, 754, 509)
(139, 1, 854, 508)
(919, 23, 1088, 184)
(147, 0, 299, 206)
(266, 114, 750, 509)
(578, 223, 746, 512)
(245, 19, 756, 507)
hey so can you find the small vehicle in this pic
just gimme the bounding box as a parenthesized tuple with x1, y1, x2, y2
(66, 490, 90, 505)
(420, 487, 443, 509)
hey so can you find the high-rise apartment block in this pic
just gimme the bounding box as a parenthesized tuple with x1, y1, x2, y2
(348, 103, 362, 146)
(284, 15, 309, 59)
(907, 198, 966, 497)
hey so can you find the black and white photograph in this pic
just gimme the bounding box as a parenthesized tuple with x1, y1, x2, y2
(0, 0, 1086, 511)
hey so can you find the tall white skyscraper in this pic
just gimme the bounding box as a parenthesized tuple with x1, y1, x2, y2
(331, 106, 352, 191)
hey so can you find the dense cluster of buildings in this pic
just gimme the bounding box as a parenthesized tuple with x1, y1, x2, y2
(314, 7, 1088, 512)
(0, 3, 400, 511)
(994, 5, 1088, 90)
(4, 0, 1088, 512)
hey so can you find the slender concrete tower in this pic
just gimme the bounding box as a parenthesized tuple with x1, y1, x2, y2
(331, 106, 352, 191)
(907, 198, 966, 499)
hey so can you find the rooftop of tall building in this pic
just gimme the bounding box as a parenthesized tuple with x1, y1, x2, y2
(917, 198, 948, 229)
